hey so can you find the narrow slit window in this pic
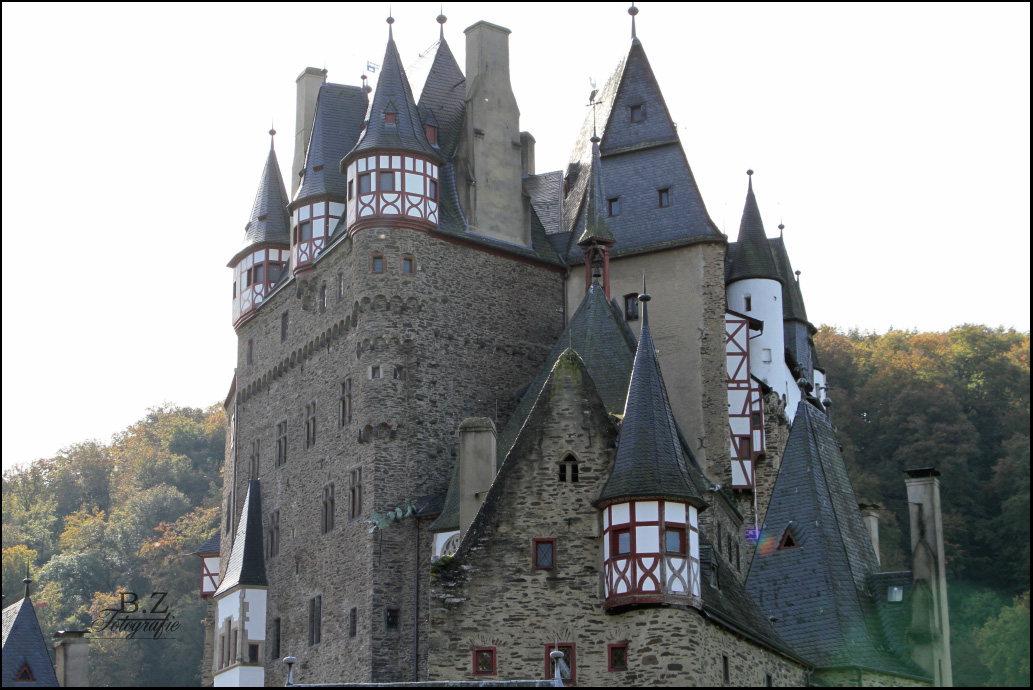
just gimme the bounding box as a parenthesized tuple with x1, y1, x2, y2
(658, 188, 671, 207)
(608, 197, 620, 217)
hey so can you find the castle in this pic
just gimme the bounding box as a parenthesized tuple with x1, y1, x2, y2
(202, 7, 952, 687)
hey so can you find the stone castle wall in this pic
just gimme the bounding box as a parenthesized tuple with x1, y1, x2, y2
(427, 352, 807, 686)
(221, 226, 563, 683)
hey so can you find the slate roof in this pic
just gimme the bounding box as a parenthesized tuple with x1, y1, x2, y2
(596, 295, 705, 508)
(346, 25, 440, 164)
(496, 283, 638, 467)
(576, 138, 616, 246)
(546, 37, 721, 263)
(523, 171, 563, 236)
(727, 174, 781, 285)
(2, 593, 58, 687)
(193, 530, 220, 556)
(215, 479, 267, 596)
(294, 83, 366, 204)
(428, 459, 460, 533)
(229, 142, 290, 266)
(769, 236, 808, 323)
(415, 36, 466, 160)
(745, 400, 926, 678)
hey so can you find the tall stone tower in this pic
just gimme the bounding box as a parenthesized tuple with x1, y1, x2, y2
(217, 14, 563, 685)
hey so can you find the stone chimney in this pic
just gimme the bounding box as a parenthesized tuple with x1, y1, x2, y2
(53, 631, 89, 687)
(520, 131, 536, 176)
(904, 467, 953, 687)
(292, 67, 324, 196)
(458, 417, 498, 538)
(860, 504, 881, 565)
(456, 22, 528, 247)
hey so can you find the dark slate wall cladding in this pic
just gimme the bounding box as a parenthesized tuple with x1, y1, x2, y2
(600, 43, 678, 154)
(223, 228, 563, 683)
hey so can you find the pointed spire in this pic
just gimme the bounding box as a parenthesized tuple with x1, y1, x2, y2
(727, 169, 782, 284)
(214, 479, 267, 596)
(596, 291, 704, 507)
(577, 136, 616, 246)
(628, 3, 639, 41)
(230, 132, 291, 265)
(437, 5, 447, 40)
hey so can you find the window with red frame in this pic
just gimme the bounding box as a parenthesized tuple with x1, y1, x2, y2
(545, 643, 575, 684)
(664, 525, 687, 555)
(533, 538, 556, 570)
(472, 647, 496, 676)
(608, 643, 628, 672)
(611, 526, 631, 556)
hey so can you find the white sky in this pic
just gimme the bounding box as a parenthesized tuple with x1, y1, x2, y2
(2, 2, 1029, 471)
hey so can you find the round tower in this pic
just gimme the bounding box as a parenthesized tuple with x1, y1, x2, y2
(229, 130, 291, 327)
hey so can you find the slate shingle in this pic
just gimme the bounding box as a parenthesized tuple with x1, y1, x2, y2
(229, 143, 290, 266)
(215, 479, 267, 596)
(727, 175, 781, 285)
(2, 593, 58, 687)
(296, 83, 367, 204)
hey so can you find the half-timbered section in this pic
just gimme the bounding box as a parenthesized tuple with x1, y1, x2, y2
(290, 200, 345, 273)
(232, 248, 289, 325)
(725, 310, 765, 488)
(195, 531, 222, 597)
(345, 153, 439, 227)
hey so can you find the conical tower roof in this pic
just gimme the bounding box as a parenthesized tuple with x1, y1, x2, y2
(215, 479, 267, 596)
(727, 172, 781, 284)
(346, 19, 440, 163)
(577, 138, 616, 246)
(229, 134, 290, 266)
(416, 32, 466, 159)
(596, 292, 704, 507)
(2, 582, 59, 686)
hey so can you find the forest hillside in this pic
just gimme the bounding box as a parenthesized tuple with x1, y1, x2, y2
(1, 325, 1029, 686)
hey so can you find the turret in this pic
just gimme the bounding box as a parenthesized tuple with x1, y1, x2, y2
(595, 289, 706, 610)
(229, 130, 291, 327)
(340, 16, 443, 236)
(194, 530, 221, 598)
(212, 480, 268, 687)
(576, 131, 616, 299)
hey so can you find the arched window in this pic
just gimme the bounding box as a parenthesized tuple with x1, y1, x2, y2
(558, 454, 579, 482)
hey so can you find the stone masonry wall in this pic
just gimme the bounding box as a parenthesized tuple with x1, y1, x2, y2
(427, 352, 807, 686)
(220, 226, 564, 683)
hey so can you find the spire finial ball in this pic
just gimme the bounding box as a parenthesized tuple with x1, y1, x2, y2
(746, 168, 754, 176)
(628, 5, 639, 16)
(269, 128, 276, 137)
(387, 15, 395, 25)
(638, 292, 651, 303)
(778, 223, 785, 231)
(437, 13, 446, 25)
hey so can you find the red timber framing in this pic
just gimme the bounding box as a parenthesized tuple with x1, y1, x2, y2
(291, 199, 345, 275)
(200, 554, 220, 597)
(345, 152, 439, 231)
(602, 500, 701, 610)
(233, 248, 289, 326)
(725, 312, 765, 489)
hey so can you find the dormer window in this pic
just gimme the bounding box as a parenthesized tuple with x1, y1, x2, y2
(384, 112, 396, 125)
(658, 188, 671, 207)
(630, 104, 645, 123)
(608, 197, 620, 217)
(426, 124, 437, 144)
(778, 528, 798, 549)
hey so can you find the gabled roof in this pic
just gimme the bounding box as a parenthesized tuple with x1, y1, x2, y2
(596, 295, 705, 507)
(229, 139, 290, 266)
(295, 83, 367, 204)
(496, 282, 638, 466)
(2, 593, 58, 687)
(346, 23, 440, 163)
(746, 401, 926, 678)
(214, 479, 267, 596)
(416, 36, 466, 160)
(576, 138, 616, 247)
(193, 530, 220, 556)
(727, 174, 781, 285)
(554, 37, 721, 262)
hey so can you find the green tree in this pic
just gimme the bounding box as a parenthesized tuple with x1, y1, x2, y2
(977, 592, 1031, 687)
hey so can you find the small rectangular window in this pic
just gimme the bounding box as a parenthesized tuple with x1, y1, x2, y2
(371, 365, 381, 379)
(384, 112, 396, 125)
(888, 585, 904, 602)
(664, 526, 686, 555)
(766, 672, 774, 687)
(545, 643, 575, 685)
(393, 366, 405, 380)
(630, 104, 645, 123)
(401, 256, 414, 274)
(248, 643, 259, 664)
(299, 220, 312, 242)
(350, 468, 363, 519)
(428, 178, 438, 199)
(275, 420, 287, 467)
(385, 607, 399, 630)
(321, 483, 335, 534)
(281, 311, 289, 342)
(473, 647, 496, 676)
(268, 510, 280, 558)
(348, 178, 354, 200)
(319, 283, 327, 313)
(339, 378, 352, 427)
(426, 124, 438, 144)
(359, 173, 372, 194)
(624, 294, 639, 321)
(608, 643, 628, 672)
(349, 607, 357, 637)
(271, 618, 281, 660)
(379, 171, 395, 192)
(612, 527, 631, 556)
(247, 339, 253, 366)
(722, 654, 730, 683)
(269, 262, 282, 283)
(372, 254, 384, 273)
(338, 273, 345, 300)
(533, 538, 556, 570)
(254, 263, 265, 283)
(305, 401, 317, 449)
(309, 596, 321, 646)
(249, 439, 260, 479)
(658, 188, 670, 207)
(608, 197, 620, 217)
(744, 295, 752, 312)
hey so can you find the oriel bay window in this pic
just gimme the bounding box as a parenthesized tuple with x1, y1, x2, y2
(345, 154, 440, 225)
(292, 200, 345, 271)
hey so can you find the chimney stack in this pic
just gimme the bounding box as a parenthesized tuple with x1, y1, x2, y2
(861, 505, 881, 565)
(904, 467, 953, 687)
(458, 417, 498, 538)
(456, 22, 528, 247)
(53, 631, 89, 687)
(292, 67, 324, 196)
(520, 131, 536, 176)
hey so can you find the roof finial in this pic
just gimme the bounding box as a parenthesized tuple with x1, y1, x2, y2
(321, 66, 328, 83)
(269, 123, 276, 150)
(588, 80, 601, 143)
(387, 7, 395, 39)
(437, 5, 447, 40)
(778, 221, 785, 237)
(639, 273, 651, 324)
(23, 574, 32, 599)
(628, 3, 639, 40)
(746, 168, 754, 190)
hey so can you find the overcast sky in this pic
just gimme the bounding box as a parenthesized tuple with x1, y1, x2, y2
(2, 2, 1029, 471)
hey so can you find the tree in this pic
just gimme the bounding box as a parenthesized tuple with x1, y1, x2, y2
(977, 592, 1031, 687)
